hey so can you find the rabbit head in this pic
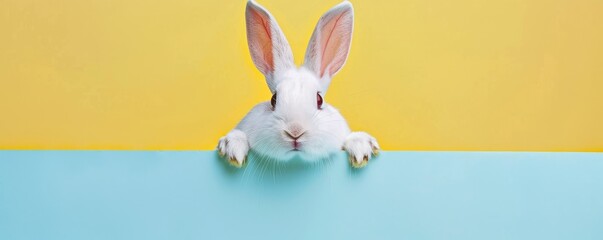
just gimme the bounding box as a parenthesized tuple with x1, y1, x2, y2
(242, 0, 354, 160)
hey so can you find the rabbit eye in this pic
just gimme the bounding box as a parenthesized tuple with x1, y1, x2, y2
(317, 93, 323, 109)
(271, 92, 277, 109)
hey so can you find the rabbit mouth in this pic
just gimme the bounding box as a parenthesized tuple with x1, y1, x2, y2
(292, 140, 301, 150)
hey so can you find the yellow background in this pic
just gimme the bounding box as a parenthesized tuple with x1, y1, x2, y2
(1, 0, 602, 151)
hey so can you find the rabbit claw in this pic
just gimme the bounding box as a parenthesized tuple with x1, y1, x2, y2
(217, 129, 249, 168)
(344, 132, 380, 168)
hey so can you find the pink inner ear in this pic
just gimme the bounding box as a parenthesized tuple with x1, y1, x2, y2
(246, 4, 274, 74)
(317, 8, 353, 77)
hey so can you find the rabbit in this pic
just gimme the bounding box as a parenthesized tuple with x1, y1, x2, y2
(217, 0, 379, 168)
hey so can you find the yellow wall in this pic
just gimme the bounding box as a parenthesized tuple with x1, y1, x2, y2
(1, 0, 602, 151)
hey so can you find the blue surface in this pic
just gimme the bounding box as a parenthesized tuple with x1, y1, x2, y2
(0, 151, 602, 240)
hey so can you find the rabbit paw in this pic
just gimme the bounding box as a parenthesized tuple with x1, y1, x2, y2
(343, 132, 380, 168)
(217, 129, 249, 168)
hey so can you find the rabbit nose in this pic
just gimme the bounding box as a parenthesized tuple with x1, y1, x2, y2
(284, 123, 305, 139)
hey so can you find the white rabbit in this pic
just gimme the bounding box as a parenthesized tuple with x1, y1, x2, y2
(217, 0, 379, 168)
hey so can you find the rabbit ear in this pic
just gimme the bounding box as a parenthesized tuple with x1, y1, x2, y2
(246, 0, 294, 92)
(303, 1, 354, 87)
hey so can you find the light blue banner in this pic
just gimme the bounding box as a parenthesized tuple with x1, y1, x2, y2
(1, 151, 602, 239)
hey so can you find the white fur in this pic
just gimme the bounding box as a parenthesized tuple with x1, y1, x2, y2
(343, 132, 380, 168)
(218, 0, 379, 168)
(217, 129, 249, 167)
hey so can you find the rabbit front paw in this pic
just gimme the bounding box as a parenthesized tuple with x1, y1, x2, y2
(343, 132, 380, 168)
(217, 129, 249, 168)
